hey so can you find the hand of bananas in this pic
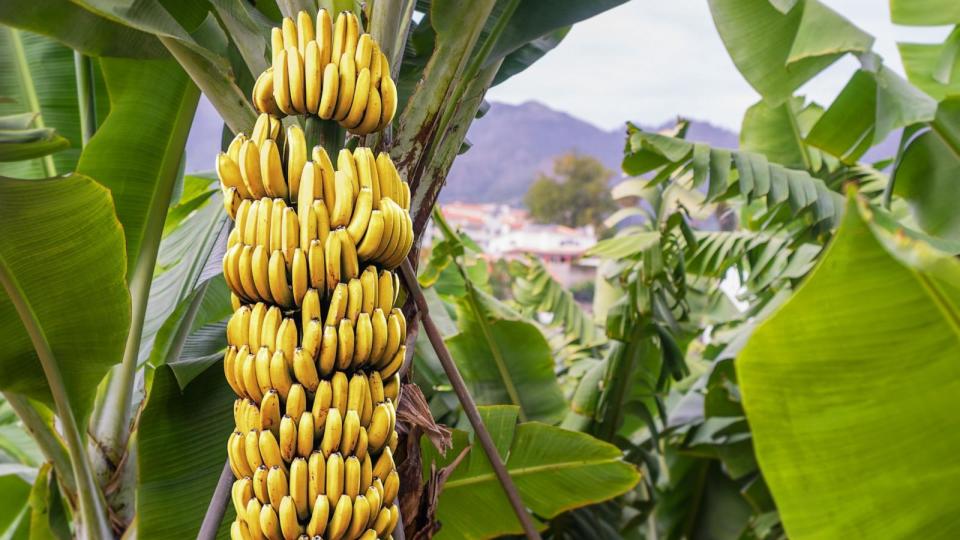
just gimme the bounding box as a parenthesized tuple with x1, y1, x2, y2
(252, 9, 398, 135)
(219, 10, 411, 537)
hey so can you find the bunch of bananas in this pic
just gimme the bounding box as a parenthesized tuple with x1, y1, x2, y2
(219, 110, 410, 538)
(252, 10, 398, 135)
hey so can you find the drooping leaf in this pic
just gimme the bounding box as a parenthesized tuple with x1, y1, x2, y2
(738, 193, 960, 538)
(708, 0, 873, 105)
(892, 97, 960, 241)
(899, 40, 960, 102)
(138, 363, 234, 540)
(421, 405, 641, 540)
(0, 174, 129, 422)
(0, 0, 166, 58)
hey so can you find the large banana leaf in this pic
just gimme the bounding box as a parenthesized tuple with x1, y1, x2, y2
(899, 40, 960, 102)
(421, 405, 640, 540)
(740, 97, 834, 172)
(708, 0, 873, 105)
(0, 174, 128, 422)
(0, 0, 165, 58)
(138, 363, 234, 540)
(0, 468, 32, 539)
(738, 194, 960, 538)
(893, 97, 960, 242)
(76, 57, 199, 276)
(890, 0, 960, 25)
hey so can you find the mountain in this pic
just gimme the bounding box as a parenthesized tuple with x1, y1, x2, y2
(440, 101, 740, 204)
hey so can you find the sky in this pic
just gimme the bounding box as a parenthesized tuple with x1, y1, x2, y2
(486, 1, 953, 131)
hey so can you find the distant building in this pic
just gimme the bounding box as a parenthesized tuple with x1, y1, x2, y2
(430, 202, 597, 287)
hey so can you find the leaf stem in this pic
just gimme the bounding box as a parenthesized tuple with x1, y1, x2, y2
(0, 258, 112, 539)
(1, 392, 76, 495)
(9, 28, 56, 177)
(74, 52, 98, 147)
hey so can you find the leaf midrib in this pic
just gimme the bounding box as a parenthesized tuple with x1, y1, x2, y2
(443, 456, 624, 490)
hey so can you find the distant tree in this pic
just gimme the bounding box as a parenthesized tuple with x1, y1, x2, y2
(524, 152, 616, 230)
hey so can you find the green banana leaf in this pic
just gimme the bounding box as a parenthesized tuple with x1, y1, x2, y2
(0, 467, 32, 539)
(738, 193, 960, 538)
(899, 40, 960, 102)
(76, 57, 199, 277)
(740, 97, 833, 172)
(893, 97, 960, 242)
(0, 0, 166, 58)
(138, 363, 234, 540)
(421, 405, 640, 540)
(0, 174, 129, 423)
(890, 0, 960, 25)
(708, 0, 873, 105)
(0, 28, 107, 178)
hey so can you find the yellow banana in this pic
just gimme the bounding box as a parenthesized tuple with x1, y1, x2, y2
(291, 248, 307, 306)
(372, 447, 394, 481)
(218, 153, 251, 198)
(260, 306, 281, 353)
(260, 390, 282, 436)
(260, 139, 287, 199)
(316, 9, 332, 64)
(346, 187, 373, 245)
(301, 288, 321, 329)
(356, 210, 385, 260)
(383, 372, 401, 402)
(278, 496, 302, 540)
(256, 198, 274, 249)
(297, 412, 314, 458)
(319, 324, 338, 376)
(270, 199, 287, 255)
(334, 52, 356, 121)
(331, 371, 349, 413)
(314, 148, 336, 207)
(364, 484, 381, 529)
(273, 49, 293, 115)
(282, 206, 299, 258)
(339, 228, 360, 280)
(327, 495, 353, 540)
(307, 450, 327, 510)
(259, 430, 285, 470)
(344, 456, 361, 501)
(387, 504, 400, 535)
(352, 79, 381, 135)
(244, 499, 265, 540)
(234, 199, 253, 242)
(306, 494, 330, 537)
(379, 75, 398, 131)
(330, 170, 355, 227)
(369, 308, 388, 365)
(285, 125, 307, 199)
(372, 506, 391, 537)
(347, 373, 366, 414)
(317, 274, 346, 323)
(241, 350, 264, 402)
(317, 62, 340, 119)
(253, 465, 270, 503)
(380, 310, 402, 368)
(298, 163, 318, 234)
(359, 266, 378, 314)
(295, 10, 313, 56)
(301, 318, 322, 359)
(286, 383, 307, 420)
(269, 351, 293, 400)
(238, 246, 260, 301)
(225, 347, 243, 396)
(347, 495, 370, 540)
(368, 371, 385, 405)
(312, 381, 333, 435)
(372, 200, 398, 263)
(320, 407, 343, 457)
(286, 47, 306, 114)
(234, 347, 252, 400)
(281, 17, 298, 50)
(307, 239, 326, 297)
(343, 67, 370, 128)
(370, 42, 383, 88)
(251, 246, 274, 304)
(229, 132, 247, 164)
(355, 34, 372, 70)
(324, 232, 342, 294)
(292, 348, 320, 392)
(367, 403, 391, 453)
(331, 11, 347, 65)
(258, 502, 283, 540)
(279, 415, 297, 462)
(233, 477, 254, 517)
(355, 312, 372, 367)
(375, 152, 396, 202)
(253, 68, 281, 117)
(289, 456, 309, 520)
(346, 278, 363, 325)
(360, 453, 373, 494)
(338, 148, 359, 195)
(241, 199, 259, 245)
(268, 250, 294, 307)
(377, 270, 395, 313)
(248, 303, 266, 352)
(380, 345, 405, 380)
(383, 470, 400, 507)
(240, 141, 267, 199)
(276, 317, 298, 361)
(336, 319, 355, 371)
(355, 426, 369, 462)
(341, 410, 360, 456)
(344, 12, 359, 58)
(326, 454, 346, 508)
(267, 465, 288, 508)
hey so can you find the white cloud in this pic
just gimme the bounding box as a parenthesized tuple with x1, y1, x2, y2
(486, 0, 951, 131)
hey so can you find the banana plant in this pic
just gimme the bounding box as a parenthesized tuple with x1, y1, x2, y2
(0, 1, 632, 538)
